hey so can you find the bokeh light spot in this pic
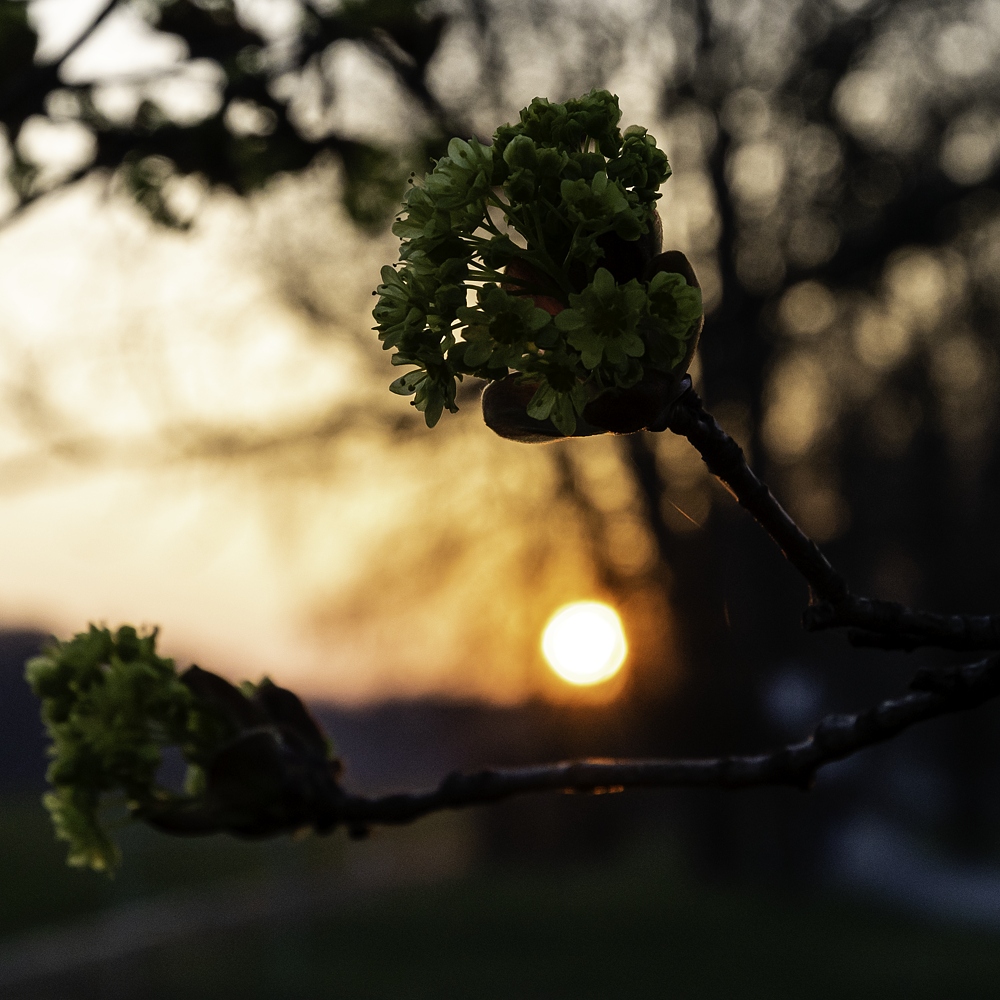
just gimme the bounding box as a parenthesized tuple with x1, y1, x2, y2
(542, 601, 627, 686)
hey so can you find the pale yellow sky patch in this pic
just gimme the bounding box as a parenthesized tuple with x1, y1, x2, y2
(0, 3, 694, 704)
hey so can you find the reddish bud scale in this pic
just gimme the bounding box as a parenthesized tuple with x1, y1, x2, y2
(501, 259, 565, 316)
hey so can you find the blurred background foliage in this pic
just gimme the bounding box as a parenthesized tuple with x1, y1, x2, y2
(3, 0, 1000, 991)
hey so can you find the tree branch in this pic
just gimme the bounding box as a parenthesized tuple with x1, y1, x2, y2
(333, 655, 1000, 829)
(0, 0, 119, 120)
(43, 383, 1000, 861)
(52, 0, 119, 68)
(656, 385, 1000, 652)
(804, 596, 1000, 651)
(659, 383, 849, 605)
(323, 382, 1000, 833)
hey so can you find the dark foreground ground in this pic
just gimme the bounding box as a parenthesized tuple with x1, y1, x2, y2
(0, 794, 998, 1000)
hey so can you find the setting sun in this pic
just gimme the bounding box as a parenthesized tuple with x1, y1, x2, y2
(542, 602, 627, 686)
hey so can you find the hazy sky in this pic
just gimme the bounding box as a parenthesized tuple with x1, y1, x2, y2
(0, 176, 373, 698)
(0, 0, 692, 703)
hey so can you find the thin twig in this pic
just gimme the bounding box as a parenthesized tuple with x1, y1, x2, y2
(660, 387, 1000, 652)
(0, 0, 119, 119)
(805, 596, 1000, 651)
(52, 0, 119, 67)
(662, 386, 849, 605)
(52, 0, 119, 68)
(333, 655, 1000, 827)
(136, 390, 1000, 844)
(65, 390, 1000, 850)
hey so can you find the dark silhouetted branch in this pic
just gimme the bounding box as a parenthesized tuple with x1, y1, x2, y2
(122, 382, 1000, 853)
(805, 596, 1000, 652)
(0, 0, 118, 120)
(334, 655, 1000, 829)
(660, 384, 849, 605)
(53, 0, 119, 66)
(655, 385, 1000, 653)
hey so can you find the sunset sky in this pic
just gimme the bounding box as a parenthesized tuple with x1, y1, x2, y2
(0, 0, 714, 703)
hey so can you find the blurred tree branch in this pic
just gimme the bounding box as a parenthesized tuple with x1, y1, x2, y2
(0, 0, 115, 120)
(0, 0, 471, 228)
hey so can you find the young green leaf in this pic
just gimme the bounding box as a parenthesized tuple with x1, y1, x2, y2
(27, 625, 341, 871)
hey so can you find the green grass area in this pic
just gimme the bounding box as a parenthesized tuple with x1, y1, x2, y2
(0, 794, 351, 936)
(3, 795, 1000, 999)
(128, 858, 1000, 1000)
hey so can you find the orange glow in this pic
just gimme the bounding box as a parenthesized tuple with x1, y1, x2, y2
(542, 602, 627, 686)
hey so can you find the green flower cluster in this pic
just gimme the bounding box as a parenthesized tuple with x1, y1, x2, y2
(373, 90, 702, 435)
(28, 625, 343, 872)
(26, 626, 234, 871)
